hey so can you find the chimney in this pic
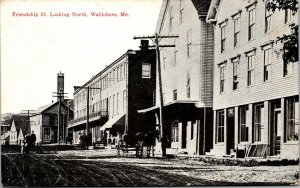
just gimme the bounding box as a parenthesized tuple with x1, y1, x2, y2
(140, 40, 149, 50)
(57, 71, 64, 101)
(74, 86, 80, 91)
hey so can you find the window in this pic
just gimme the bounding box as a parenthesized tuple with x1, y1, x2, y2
(120, 65, 123, 80)
(216, 110, 225, 143)
(247, 55, 255, 86)
(113, 95, 115, 115)
(109, 72, 112, 86)
(284, 60, 293, 77)
(171, 121, 179, 142)
(186, 73, 190, 98)
(220, 66, 225, 93)
(173, 89, 177, 100)
(285, 9, 292, 23)
(248, 8, 255, 40)
(232, 61, 239, 90)
(239, 106, 249, 142)
(234, 17, 240, 47)
(117, 93, 119, 115)
(43, 127, 50, 140)
(265, 0, 273, 32)
(179, 0, 184, 23)
(169, 6, 173, 32)
(187, 29, 192, 57)
(174, 49, 177, 66)
(285, 97, 299, 141)
(221, 25, 226, 52)
(50, 115, 55, 125)
(123, 90, 126, 112)
(109, 96, 111, 115)
(253, 103, 264, 142)
(116, 67, 119, 81)
(113, 69, 116, 84)
(264, 48, 272, 82)
(142, 63, 151, 78)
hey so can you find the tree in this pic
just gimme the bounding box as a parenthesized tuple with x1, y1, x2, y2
(267, 0, 298, 63)
(1, 113, 29, 134)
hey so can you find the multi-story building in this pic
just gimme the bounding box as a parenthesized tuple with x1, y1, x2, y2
(67, 41, 156, 146)
(139, 0, 214, 156)
(30, 99, 73, 144)
(206, 0, 299, 159)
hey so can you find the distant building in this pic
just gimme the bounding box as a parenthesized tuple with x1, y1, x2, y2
(139, 0, 214, 156)
(30, 72, 74, 144)
(206, 0, 299, 159)
(1, 114, 29, 145)
(68, 40, 156, 147)
(30, 100, 73, 144)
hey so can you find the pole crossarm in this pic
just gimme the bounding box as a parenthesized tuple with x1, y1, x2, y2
(74, 86, 102, 90)
(133, 35, 179, 39)
(148, 45, 176, 48)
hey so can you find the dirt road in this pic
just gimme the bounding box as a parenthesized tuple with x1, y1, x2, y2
(1, 151, 298, 187)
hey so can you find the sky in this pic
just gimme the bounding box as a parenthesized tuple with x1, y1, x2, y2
(1, 0, 162, 114)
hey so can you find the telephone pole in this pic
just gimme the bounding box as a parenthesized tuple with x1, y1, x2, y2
(21, 110, 35, 134)
(74, 86, 102, 134)
(134, 33, 178, 157)
(53, 90, 68, 143)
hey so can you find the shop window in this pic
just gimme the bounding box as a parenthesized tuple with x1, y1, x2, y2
(43, 127, 51, 140)
(171, 121, 179, 142)
(285, 97, 299, 141)
(216, 110, 225, 143)
(253, 103, 264, 142)
(239, 106, 249, 142)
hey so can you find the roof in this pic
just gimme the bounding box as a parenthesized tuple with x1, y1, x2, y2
(33, 99, 74, 115)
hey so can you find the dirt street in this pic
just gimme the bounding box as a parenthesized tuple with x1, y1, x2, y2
(1, 149, 299, 187)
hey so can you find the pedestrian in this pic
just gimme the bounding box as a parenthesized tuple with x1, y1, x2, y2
(30, 131, 36, 148)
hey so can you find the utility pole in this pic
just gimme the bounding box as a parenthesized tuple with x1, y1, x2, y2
(21, 110, 35, 134)
(53, 89, 68, 144)
(74, 86, 102, 134)
(133, 33, 178, 157)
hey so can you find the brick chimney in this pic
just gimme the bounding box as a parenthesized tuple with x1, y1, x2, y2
(57, 71, 64, 101)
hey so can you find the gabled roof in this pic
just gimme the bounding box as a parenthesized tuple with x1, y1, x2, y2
(10, 120, 16, 132)
(33, 99, 74, 115)
(35, 103, 54, 114)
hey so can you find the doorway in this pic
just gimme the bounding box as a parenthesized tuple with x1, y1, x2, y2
(181, 122, 187, 149)
(226, 108, 235, 155)
(270, 100, 281, 156)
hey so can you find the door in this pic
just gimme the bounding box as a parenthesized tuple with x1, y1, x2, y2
(226, 109, 235, 155)
(52, 130, 58, 143)
(181, 122, 187, 149)
(270, 110, 281, 156)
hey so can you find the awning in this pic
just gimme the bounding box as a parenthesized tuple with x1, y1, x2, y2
(137, 100, 200, 114)
(137, 106, 159, 113)
(100, 113, 125, 131)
